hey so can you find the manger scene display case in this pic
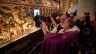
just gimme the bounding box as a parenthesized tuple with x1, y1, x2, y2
(0, 0, 57, 53)
(0, 10, 36, 40)
(0, 4, 45, 54)
(0, 0, 57, 48)
(0, 5, 37, 45)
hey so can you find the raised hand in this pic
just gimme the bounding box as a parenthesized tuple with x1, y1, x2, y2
(50, 16, 57, 27)
(41, 21, 48, 35)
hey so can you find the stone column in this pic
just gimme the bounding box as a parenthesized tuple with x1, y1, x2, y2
(59, 0, 65, 14)
(64, 0, 70, 14)
(77, 0, 96, 17)
(72, 0, 78, 5)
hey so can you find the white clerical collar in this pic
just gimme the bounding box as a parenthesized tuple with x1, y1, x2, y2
(64, 26, 80, 33)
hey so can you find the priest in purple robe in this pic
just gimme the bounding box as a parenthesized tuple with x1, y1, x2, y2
(40, 19, 79, 54)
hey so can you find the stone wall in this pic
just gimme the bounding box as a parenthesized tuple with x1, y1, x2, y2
(77, 0, 96, 17)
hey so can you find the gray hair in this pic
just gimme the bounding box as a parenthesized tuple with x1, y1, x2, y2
(67, 19, 75, 28)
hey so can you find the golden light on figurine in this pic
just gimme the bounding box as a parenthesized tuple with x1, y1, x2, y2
(0, 9, 36, 41)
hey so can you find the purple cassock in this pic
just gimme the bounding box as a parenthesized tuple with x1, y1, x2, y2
(40, 31, 78, 54)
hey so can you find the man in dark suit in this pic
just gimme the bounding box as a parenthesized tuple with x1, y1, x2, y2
(34, 12, 41, 27)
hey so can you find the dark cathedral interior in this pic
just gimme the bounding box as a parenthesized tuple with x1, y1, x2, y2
(0, 0, 96, 54)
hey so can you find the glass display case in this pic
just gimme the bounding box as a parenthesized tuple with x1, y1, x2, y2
(0, 7, 37, 46)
